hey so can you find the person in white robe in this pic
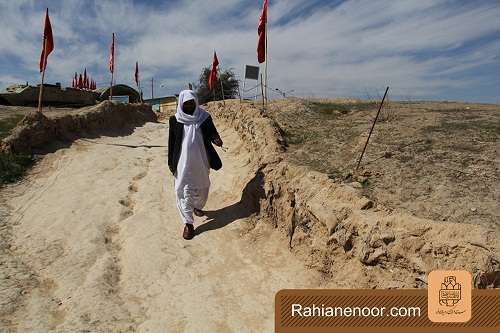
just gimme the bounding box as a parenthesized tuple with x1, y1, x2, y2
(169, 90, 222, 239)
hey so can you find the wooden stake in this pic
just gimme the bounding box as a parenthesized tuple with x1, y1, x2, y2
(237, 80, 242, 104)
(355, 86, 389, 171)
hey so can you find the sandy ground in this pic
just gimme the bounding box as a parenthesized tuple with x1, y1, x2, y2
(0, 120, 322, 332)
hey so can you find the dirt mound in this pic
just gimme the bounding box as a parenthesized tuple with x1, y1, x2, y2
(206, 100, 500, 288)
(1, 101, 157, 154)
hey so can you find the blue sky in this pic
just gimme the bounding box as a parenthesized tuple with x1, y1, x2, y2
(1, 0, 500, 103)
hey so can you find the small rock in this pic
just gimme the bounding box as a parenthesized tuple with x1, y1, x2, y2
(356, 176, 368, 183)
(362, 248, 386, 265)
(349, 182, 363, 189)
(359, 197, 374, 210)
(471, 207, 477, 212)
(381, 232, 395, 245)
(420, 242, 432, 254)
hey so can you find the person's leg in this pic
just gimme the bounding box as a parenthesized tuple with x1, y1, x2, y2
(175, 186, 194, 225)
(193, 187, 209, 216)
(175, 187, 195, 240)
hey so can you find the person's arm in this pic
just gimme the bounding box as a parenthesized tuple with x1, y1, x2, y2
(206, 116, 223, 147)
(167, 116, 175, 174)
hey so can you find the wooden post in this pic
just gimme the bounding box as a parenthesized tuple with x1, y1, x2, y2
(37, 37, 47, 113)
(238, 80, 242, 104)
(355, 86, 389, 171)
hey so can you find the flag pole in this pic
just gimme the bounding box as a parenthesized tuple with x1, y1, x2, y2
(37, 37, 47, 113)
(219, 68, 225, 106)
(260, 73, 265, 110)
(265, 3, 268, 105)
(109, 33, 115, 101)
(109, 71, 113, 101)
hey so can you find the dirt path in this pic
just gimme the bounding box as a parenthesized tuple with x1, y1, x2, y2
(0, 121, 322, 332)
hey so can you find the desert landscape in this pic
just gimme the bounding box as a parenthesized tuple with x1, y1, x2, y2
(0, 98, 498, 331)
(266, 98, 500, 230)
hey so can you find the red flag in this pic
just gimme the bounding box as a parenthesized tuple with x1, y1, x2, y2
(109, 33, 115, 73)
(208, 51, 219, 91)
(134, 61, 139, 86)
(78, 73, 83, 89)
(39, 8, 54, 73)
(257, 0, 267, 63)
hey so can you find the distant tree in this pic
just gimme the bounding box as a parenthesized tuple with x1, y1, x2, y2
(195, 66, 239, 104)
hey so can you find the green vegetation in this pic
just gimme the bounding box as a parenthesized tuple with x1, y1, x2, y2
(282, 128, 307, 145)
(424, 120, 500, 142)
(0, 114, 24, 139)
(195, 67, 240, 104)
(0, 152, 35, 184)
(306, 101, 378, 116)
(0, 114, 35, 184)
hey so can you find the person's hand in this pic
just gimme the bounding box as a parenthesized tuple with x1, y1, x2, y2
(213, 137, 223, 147)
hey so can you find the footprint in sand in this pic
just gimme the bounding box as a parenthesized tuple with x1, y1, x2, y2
(118, 196, 135, 221)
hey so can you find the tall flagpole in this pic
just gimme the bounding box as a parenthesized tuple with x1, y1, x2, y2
(37, 37, 47, 113)
(109, 33, 115, 101)
(265, 5, 268, 105)
(219, 68, 225, 106)
(110, 72, 114, 100)
(138, 82, 142, 102)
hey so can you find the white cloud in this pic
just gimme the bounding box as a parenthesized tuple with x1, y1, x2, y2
(1, 0, 499, 102)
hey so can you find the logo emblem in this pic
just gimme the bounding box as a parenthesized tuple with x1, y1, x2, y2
(439, 276, 461, 306)
(428, 270, 471, 323)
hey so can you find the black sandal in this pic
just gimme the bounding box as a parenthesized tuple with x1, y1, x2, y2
(183, 224, 195, 240)
(193, 208, 204, 217)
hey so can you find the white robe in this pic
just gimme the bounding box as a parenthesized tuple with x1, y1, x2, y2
(173, 90, 211, 225)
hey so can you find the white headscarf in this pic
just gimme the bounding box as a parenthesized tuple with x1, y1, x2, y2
(175, 90, 209, 128)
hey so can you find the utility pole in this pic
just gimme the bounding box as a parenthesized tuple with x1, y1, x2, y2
(151, 77, 154, 99)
